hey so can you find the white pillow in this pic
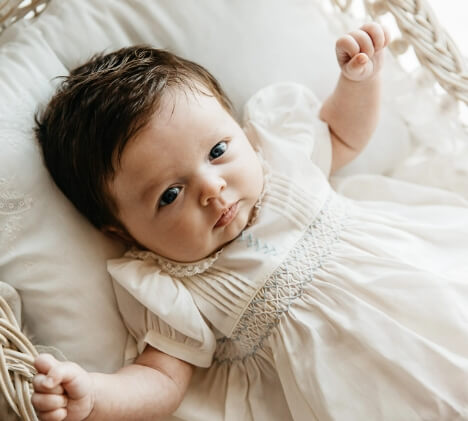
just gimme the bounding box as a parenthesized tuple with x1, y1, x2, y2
(0, 0, 412, 372)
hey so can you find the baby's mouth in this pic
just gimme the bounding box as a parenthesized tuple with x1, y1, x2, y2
(214, 202, 239, 228)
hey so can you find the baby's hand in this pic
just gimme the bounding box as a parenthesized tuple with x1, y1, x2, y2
(32, 354, 94, 421)
(336, 22, 391, 82)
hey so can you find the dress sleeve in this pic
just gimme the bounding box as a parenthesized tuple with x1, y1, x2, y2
(108, 256, 216, 368)
(242, 82, 332, 178)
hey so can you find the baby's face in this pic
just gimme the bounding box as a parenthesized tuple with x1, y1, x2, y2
(108, 88, 264, 262)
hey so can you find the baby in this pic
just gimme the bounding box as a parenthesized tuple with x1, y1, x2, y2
(32, 21, 468, 421)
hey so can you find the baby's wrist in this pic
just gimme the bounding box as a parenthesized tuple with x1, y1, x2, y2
(82, 373, 98, 421)
(340, 69, 382, 84)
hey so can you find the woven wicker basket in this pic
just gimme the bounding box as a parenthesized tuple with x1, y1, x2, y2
(0, 0, 49, 33)
(331, 0, 468, 105)
(0, 290, 38, 421)
(0, 0, 467, 420)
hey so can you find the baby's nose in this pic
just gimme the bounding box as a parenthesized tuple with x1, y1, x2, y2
(199, 173, 227, 206)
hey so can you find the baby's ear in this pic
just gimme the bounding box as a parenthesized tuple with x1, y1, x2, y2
(102, 225, 137, 247)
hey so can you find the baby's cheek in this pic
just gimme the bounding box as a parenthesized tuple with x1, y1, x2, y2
(177, 217, 207, 247)
(246, 154, 264, 197)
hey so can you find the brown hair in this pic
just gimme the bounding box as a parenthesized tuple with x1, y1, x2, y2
(35, 46, 233, 233)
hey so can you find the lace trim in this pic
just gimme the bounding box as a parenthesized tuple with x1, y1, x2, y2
(213, 193, 349, 363)
(0, 178, 33, 248)
(127, 157, 270, 277)
(125, 248, 224, 277)
(0, 178, 32, 215)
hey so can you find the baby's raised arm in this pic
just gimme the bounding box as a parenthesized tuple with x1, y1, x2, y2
(32, 346, 193, 421)
(319, 22, 391, 173)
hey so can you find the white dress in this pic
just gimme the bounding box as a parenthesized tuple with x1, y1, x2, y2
(108, 83, 468, 421)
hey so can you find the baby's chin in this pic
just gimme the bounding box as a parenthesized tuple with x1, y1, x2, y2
(160, 233, 241, 263)
(156, 201, 258, 263)
(181, 220, 248, 263)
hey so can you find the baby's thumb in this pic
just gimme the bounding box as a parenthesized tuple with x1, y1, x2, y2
(344, 53, 372, 80)
(50, 361, 91, 400)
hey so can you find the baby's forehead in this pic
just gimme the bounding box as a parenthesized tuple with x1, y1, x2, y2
(158, 81, 232, 116)
(160, 84, 219, 108)
(120, 89, 225, 154)
(146, 89, 229, 133)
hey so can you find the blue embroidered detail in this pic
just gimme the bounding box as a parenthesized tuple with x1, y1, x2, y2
(237, 231, 278, 255)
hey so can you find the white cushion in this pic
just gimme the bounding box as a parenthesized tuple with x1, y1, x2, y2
(0, 0, 411, 372)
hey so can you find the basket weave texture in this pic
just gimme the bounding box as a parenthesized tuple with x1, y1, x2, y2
(0, 294, 38, 421)
(0, 0, 50, 34)
(371, 0, 468, 104)
(333, 0, 468, 105)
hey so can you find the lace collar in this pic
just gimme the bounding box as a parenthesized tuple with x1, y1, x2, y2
(125, 247, 224, 277)
(126, 156, 270, 277)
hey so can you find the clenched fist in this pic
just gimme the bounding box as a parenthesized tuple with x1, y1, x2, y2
(336, 22, 391, 82)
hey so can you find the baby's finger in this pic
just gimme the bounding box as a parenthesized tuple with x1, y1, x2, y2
(45, 361, 83, 390)
(31, 392, 68, 412)
(36, 408, 67, 421)
(33, 374, 64, 395)
(34, 354, 60, 376)
(47, 361, 90, 400)
(349, 29, 375, 57)
(336, 34, 360, 60)
(360, 23, 386, 51)
(350, 53, 369, 68)
(345, 53, 373, 80)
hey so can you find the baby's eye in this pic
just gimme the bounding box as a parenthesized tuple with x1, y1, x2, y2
(209, 141, 227, 160)
(159, 186, 181, 207)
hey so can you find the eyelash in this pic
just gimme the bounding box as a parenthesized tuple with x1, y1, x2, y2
(158, 141, 229, 209)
